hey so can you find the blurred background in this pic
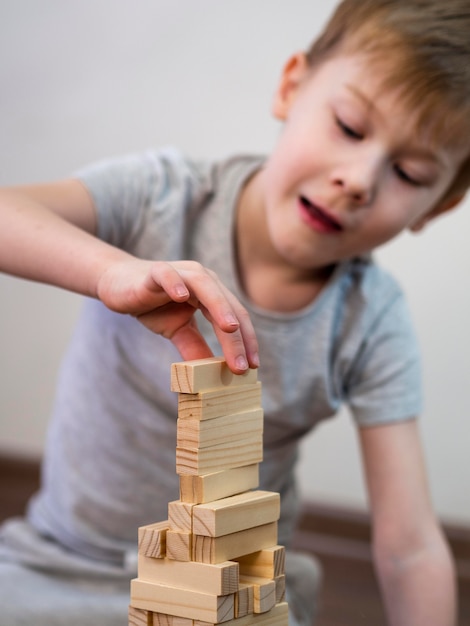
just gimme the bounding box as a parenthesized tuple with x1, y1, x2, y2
(0, 0, 469, 530)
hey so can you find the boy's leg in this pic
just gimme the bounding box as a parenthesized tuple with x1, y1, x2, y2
(0, 561, 130, 626)
(0, 517, 131, 626)
(285, 550, 323, 626)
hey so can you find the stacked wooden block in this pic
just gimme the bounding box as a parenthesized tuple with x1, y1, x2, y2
(129, 357, 289, 626)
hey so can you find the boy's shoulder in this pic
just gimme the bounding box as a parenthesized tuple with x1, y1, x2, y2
(335, 255, 411, 331)
(76, 146, 265, 199)
(187, 151, 266, 192)
(343, 255, 404, 299)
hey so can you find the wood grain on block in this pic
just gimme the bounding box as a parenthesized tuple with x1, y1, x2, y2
(152, 614, 172, 626)
(128, 605, 152, 626)
(138, 521, 169, 558)
(166, 529, 192, 562)
(235, 546, 285, 579)
(130, 578, 234, 623)
(168, 500, 194, 532)
(171, 618, 194, 626)
(192, 522, 278, 564)
(179, 465, 259, 504)
(177, 409, 263, 450)
(239, 576, 276, 614)
(234, 582, 254, 618)
(274, 575, 286, 603)
(176, 437, 263, 476)
(171, 358, 257, 394)
(137, 555, 239, 595)
(192, 491, 280, 537)
(177, 383, 262, 420)
(193, 601, 289, 626)
(152, 615, 193, 626)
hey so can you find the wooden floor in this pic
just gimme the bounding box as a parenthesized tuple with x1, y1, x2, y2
(1, 455, 469, 625)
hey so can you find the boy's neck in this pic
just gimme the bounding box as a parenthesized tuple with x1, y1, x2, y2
(234, 169, 334, 312)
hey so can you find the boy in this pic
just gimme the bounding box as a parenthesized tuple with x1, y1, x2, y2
(0, 1, 469, 625)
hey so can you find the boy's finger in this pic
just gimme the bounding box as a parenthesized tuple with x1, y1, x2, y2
(172, 263, 243, 333)
(211, 324, 250, 374)
(203, 289, 260, 370)
(170, 323, 215, 363)
(161, 261, 260, 371)
(147, 262, 190, 301)
(223, 293, 260, 369)
(199, 300, 259, 374)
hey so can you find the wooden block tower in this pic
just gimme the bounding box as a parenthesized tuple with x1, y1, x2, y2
(129, 356, 289, 626)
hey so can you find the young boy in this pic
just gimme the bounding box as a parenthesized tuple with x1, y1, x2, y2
(1, 1, 469, 624)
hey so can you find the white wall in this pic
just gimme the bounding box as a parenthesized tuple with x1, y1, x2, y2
(0, 1, 468, 525)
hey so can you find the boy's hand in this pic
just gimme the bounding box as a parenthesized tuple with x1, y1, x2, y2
(96, 259, 259, 374)
(0, 181, 258, 373)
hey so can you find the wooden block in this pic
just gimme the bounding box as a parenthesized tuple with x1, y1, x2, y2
(137, 555, 239, 595)
(168, 500, 194, 532)
(177, 409, 263, 450)
(236, 547, 285, 579)
(176, 437, 263, 476)
(129, 605, 152, 626)
(274, 575, 286, 603)
(172, 618, 194, 626)
(234, 582, 254, 618)
(193, 601, 289, 626)
(176, 409, 264, 448)
(130, 578, 234, 624)
(171, 357, 257, 393)
(139, 521, 169, 558)
(192, 491, 280, 537)
(239, 576, 276, 614)
(179, 465, 259, 504)
(192, 522, 278, 564)
(178, 383, 262, 421)
(166, 529, 192, 561)
(152, 615, 193, 626)
(152, 614, 172, 626)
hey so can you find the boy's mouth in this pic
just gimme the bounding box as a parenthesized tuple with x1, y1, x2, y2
(299, 196, 343, 232)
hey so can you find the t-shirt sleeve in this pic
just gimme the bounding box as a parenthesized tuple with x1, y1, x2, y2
(344, 288, 423, 427)
(74, 147, 199, 254)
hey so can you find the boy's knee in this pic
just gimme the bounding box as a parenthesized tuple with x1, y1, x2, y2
(285, 550, 323, 626)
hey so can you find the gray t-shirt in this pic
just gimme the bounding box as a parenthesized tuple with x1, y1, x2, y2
(24, 147, 421, 568)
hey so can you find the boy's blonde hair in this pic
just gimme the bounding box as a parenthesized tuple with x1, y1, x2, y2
(306, 0, 470, 199)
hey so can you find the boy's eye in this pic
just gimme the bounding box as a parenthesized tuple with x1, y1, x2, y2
(336, 116, 363, 140)
(394, 164, 421, 186)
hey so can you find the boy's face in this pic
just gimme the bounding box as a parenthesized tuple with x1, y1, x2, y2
(258, 53, 466, 270)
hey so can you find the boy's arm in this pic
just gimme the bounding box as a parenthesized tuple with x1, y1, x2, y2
(0, 180, 119, 292)
(359, 420, 457, 626)
(0, 181, 259, 372)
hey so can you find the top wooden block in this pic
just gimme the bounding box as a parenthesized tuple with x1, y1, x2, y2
(171, 357, 258, 394)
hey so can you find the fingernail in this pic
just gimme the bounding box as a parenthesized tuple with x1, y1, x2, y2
(175, 284, 189, 297)
(251, 352, 260, 367)
(225, 314, 239, 327)
(236, 355, 248, 371)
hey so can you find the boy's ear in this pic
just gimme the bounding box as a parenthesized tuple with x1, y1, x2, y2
(409, 193, 466, 232)
(272, 53, 310, 120)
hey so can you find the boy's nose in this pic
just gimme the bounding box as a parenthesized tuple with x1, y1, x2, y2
(331, 159, 379, 207)
(332, 174, 373, 206)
